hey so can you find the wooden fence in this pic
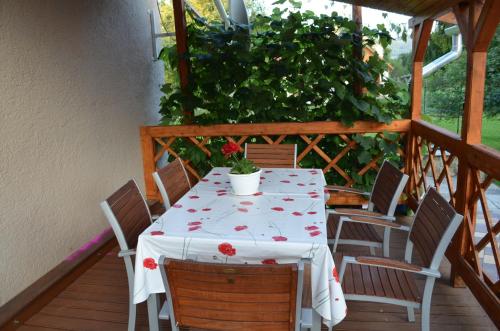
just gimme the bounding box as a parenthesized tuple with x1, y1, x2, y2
(140, 118, 499, 326)
(140, 120, 410, 205)
(407, 119, 500, 326)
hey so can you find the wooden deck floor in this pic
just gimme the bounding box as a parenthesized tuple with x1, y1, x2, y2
(5, 226, 497, 331)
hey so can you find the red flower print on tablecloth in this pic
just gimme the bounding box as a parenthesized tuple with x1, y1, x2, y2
(234, 225, 248, 231)
(289, 174, 298, 177)
(271, 207, 284, 212)
(253, 192, 263, 196)
(309, 230, 321, 237)
(143, 258, 157, 270)
(217, 192, 227, 196)
(189, 225, 202, 231)
(272, 236, 288, 241)
(260, 176, 265, 180)
(172, 204, 182, 208)
(309, 170, 318, 175)
(282, 197, 294, 202)
(200, 178, 209, 182)
(189, 195, 200, 199)
(214, 181, 221, 185)
(310, 182, 316, 185)
(188, 221, 202, 226)
(240, 201, 253, 206)
(237, 208, 248, 213)
(308, 191, 316, 195)
(333, 267, 340, 283)
(304, 226, 319, 231)
(212, 172, 222, 176)
(280, 180, 290, 183)
(297, 183, 305, 186)
(202, 208, 212, 211)
(310, 194, 320, 198)
(218, 242, 236, 256)
(307, 211, 317, 215)
(261, 259, 277, 264)
(187, 208, 197, 213)
(292, 211, 303, 216)
(216, 189, 226, 193)
(264, 170, 273, 173)
(150, 231, 164, 236)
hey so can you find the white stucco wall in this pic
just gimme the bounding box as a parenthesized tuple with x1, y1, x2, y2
(0, 0, 164, 305)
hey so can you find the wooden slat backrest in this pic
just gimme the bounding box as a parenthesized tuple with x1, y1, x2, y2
(162, 259, 298, 331)
(410, 188, 459, 268)
(245, 143, 296, 168)
(156, 158, 191, 206)
(105, 180, 151, 249)
(370, 161, 406, 215)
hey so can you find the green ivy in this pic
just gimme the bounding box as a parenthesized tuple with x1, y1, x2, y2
(158, 1, 409, 189)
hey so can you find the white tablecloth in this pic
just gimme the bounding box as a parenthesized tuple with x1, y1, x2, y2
(133, 168, 346, 327)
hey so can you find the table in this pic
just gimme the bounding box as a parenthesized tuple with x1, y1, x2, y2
(134, 167, 346, 329)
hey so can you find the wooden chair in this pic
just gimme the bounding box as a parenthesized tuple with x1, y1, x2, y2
(153, 158, 191, 210)
(325, 160, 409, 257)
(159, 258, 311, 331)
(100, 180, 168, 331)
(337, 188, 463, 331)
(244, 143, 297, 168)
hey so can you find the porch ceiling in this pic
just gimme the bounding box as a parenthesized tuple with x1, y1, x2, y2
(337, 0, 463, 20)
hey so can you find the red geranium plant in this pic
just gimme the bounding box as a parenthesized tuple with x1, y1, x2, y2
(221, 141, 259, 175)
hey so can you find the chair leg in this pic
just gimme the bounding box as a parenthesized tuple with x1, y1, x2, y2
(128, 299, 136, 331)
(383, 227, 391, 257)
(421, 277, 436, 331)
(407, 306, 415, 322)
(124, 256, 136, 331)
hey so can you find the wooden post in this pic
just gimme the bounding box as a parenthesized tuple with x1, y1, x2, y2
(451, 0, 500, 287)
(352, 5, 363, 96)
(140, 127, 158, 200)
(172, 0, 193, 124)
(405, 20, 432, 198)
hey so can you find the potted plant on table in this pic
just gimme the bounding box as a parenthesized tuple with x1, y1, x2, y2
(221, 142, 261, 195)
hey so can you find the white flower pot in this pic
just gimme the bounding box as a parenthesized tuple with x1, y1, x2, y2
(227, 169, 262, 195)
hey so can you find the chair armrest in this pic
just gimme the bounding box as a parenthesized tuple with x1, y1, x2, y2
(118, 249, 136, 257)
(324, 185, 370, 196)
(346, 216, 409, 230)
(339, 255, 441, 281)
(331, 208, 396, 221)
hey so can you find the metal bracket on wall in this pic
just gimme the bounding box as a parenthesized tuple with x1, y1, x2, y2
(148, 10, 175, 61)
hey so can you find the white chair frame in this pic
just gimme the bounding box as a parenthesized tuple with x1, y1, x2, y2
(327, 160, 409, 257)
(338, 188, 463, 331)
(152, 159, 191, 211)
(244, 143, 298, 168)
(100, 179, 168, 331)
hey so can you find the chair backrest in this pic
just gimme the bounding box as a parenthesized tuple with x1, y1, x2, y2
(159, 258, 303, 331)
(368, 160, 409, 216)
(244, 143, 297, 168)
(406, 187, 463, 269)
(100, 180, 152, 251)
(153, 158, 191, 210)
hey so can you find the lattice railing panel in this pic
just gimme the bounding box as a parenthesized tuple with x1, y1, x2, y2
(141, 121, 410, 205)
(409, 134, 459, 206)
(409, 120, 500, 307)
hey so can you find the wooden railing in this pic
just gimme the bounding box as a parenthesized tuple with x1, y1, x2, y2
(140, 120, 410, 205)
(407, 120, 500, 327)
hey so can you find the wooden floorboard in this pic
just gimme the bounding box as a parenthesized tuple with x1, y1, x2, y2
(2, 226, 497, 331)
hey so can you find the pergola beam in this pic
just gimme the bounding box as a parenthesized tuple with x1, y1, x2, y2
(472, 0, 500, 52)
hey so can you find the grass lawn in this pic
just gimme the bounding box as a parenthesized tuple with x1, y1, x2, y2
(427, 115, 500, 151)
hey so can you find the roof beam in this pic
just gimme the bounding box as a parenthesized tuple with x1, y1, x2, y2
(472, 0, 500, 51)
